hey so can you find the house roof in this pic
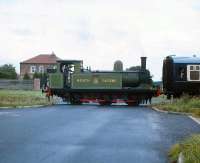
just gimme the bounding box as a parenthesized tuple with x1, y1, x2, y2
(21, 53, 61, 64)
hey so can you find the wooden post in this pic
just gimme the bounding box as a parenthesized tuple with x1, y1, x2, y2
(33, 78, 40, 91)
(170, 95, 174, 104)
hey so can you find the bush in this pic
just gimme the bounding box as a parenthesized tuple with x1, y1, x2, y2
(169, 135, 200, 163)
(33, 72, 47, 79)
(168, 143, 181, 162)
(23, 73, 30, 80)
(154, 95, 200, 117)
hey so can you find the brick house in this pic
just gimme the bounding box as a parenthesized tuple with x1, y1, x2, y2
(20, 52, 60, 79)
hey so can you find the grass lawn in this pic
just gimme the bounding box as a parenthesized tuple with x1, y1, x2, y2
(152, 96, 200, 162)
(153, 95, 200, 117)
(169, 134, 200, 163)
(0, 89, 51, 108)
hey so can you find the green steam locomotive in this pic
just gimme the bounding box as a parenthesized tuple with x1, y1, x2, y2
(45, 57, 158, 105)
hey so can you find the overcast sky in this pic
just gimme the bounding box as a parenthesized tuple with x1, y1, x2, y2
(0, 0, 200, 80)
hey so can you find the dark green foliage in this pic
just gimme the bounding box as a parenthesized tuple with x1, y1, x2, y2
(23, 73, 30, 80)
(33, 72, 47, 79)
(0, 64, 17, 79)
(33, 72, 40, 79)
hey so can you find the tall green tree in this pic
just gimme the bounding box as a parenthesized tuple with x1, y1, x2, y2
(0, 64, 17, 79)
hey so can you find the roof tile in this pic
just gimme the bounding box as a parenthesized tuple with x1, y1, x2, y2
(21, 54, 61, 64)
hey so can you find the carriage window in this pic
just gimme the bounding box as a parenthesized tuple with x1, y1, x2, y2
(177, 67, 186, 81)
(187, 65, 200, 81)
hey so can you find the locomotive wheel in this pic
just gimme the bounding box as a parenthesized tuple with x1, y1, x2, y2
(98, 95, 112, 106)
(126, 95, 139, 106)
(71, 101, 82, 105)
(70, 95, 82, 105)
(126, 101, 139, 106)
(98, 100, 112, 106)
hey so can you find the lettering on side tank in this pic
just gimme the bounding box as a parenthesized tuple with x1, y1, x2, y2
(101, 79, 116, 83)
(76, 79, 90, 83)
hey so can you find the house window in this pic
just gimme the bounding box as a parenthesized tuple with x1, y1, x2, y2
(187, 65, 200, 81)
(39, 65, 44, 73)
(30, 66, 36, 73)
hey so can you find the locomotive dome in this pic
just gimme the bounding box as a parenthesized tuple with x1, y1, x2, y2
(113, 60, 123, 71)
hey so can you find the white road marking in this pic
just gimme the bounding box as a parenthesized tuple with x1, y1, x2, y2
(189, 116, 200, 125)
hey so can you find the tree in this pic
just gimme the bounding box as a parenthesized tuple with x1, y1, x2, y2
(0, 64, 17, 79)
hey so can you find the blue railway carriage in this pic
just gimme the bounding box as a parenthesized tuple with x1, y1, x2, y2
(163, 55, 200, 98)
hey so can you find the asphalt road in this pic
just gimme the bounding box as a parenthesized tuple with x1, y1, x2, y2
(0, 105, 200, 163)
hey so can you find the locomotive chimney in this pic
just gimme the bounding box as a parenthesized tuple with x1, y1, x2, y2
(141, 57, 147, 70)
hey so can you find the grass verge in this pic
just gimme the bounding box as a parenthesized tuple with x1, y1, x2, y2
(0, 89, 51, 108)
(153, 95, 200, 117)
(168, 134, 200, 163)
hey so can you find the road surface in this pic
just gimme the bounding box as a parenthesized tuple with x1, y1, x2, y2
(0, 105, 200, 163)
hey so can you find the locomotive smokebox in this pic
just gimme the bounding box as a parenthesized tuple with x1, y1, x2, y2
(141, 57, 147, 70)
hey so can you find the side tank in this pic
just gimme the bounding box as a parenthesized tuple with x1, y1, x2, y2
(121, 57, 150, 87)
(122, 72, 139, 87)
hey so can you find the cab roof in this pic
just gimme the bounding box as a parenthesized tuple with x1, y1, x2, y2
(168, 56, 200, 64)
(56, 60, 83, 64)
